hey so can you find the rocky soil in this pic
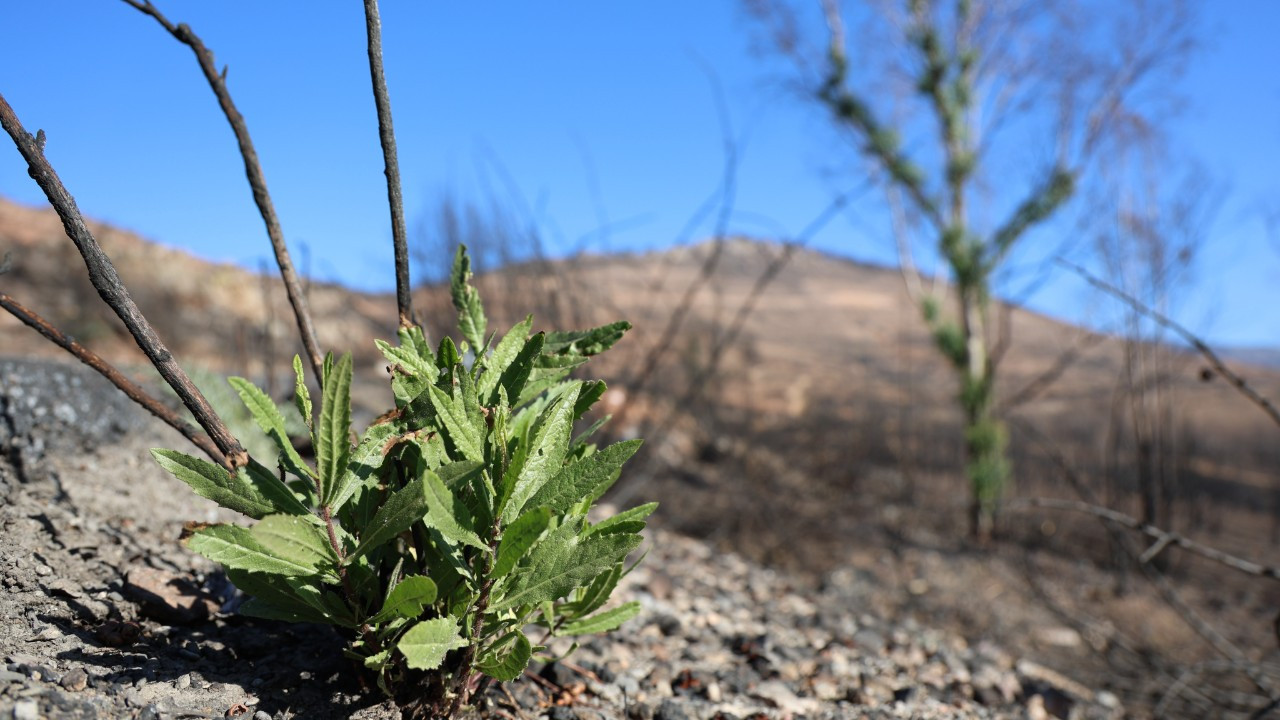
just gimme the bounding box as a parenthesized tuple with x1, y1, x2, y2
(1, 356, 1124, 719)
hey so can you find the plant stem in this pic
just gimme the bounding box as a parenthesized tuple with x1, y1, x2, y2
(362, 0, 415, 330)
(121, 0, 325, 381)
(0, 93, 248, 469)
(0, 291, 227, 467)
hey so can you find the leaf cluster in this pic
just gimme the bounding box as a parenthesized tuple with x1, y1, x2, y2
(152, 245, 651, 710)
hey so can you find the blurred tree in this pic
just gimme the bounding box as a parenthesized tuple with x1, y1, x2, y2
(744, 0, 1194, 540)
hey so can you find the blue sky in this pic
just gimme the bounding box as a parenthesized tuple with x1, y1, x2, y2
(1, 2, 1278, 347)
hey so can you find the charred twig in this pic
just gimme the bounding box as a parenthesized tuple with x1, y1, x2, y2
(0, 93, 247, 469)
(1018, 422, 1280, 703)
(1061, 258, 1280, 429)
(0, 292, 225, 465)
(121, 0, 325, 380)
(1007, 497, 1280, 581)
(362, 0, 414, 329)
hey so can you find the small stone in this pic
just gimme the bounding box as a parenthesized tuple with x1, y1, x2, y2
(253, 713, 272, 720)
(12, 699, 39, 720)
(176, 674, 191, 690)
(137, 705, 162, 720)
(126, 566, 219, 625)
(60, 667, 88, 692)
(654, 698, 691, 720)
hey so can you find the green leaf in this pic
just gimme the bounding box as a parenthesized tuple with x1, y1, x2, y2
(490, 524, 641, 612)
(573, 380, 607, 420)
(565, 561, 624, 617)
(420, 469, 486, 550)
(451, 245, 487, 353)
(225, 568, 334, 625)
(150, 449, 274, 519)
(370, 575, 437, 623)
(502, 383, 581, 522)
(526, 439, 642, 515)
(293, 355, 313, 434)
(239, 596, 333, 625)
(398, 616, 467, 670)
(377, 337, 438, 407)
(186, 524, 319, 577)
(493, 506, 551, 579)
(243, 458, 315, 517)
(436, 336, 461, 372)
(479, 315, 533, 398)
(228, 376, 315, 480)
(317, 352, 353, 505)
(560, 602, 641, 635)
(427, 382, 484, 463)
(329, 421, 398, 514)
(543, 321, 631, 357)
(493, 332, 544, 407)
(586, 502, 657, 537)
(477, 630, 532, 682)
(347, 476, 430, 563)
(249, 514, 337, 576)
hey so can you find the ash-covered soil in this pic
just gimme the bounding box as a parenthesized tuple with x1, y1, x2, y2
(0, 356, 1123, 719)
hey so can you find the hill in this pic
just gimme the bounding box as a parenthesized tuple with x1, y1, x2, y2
(3, 196, 1278, 717)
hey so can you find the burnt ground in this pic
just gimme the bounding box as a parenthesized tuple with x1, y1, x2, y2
(1, 353, 1276, 720)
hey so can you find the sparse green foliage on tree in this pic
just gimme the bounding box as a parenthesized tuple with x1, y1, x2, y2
(153, 246, 649, 716)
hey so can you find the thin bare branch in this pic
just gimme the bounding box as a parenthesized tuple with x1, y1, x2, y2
(0, 93, 246, 469)
(1061, 258, 1280, 429)
(0, 292, 225, 466)
(998, 330, 1106, 412)
(362, 0, 414, 329)
(121, 0, 324, 380)
(1008, 497, 1280, 581)
(1018, 422, 1280, 702)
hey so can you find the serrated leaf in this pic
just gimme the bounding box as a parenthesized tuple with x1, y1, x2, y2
(293, 355, 313, 434)
(586, 502, 657, 537)
(150, 449, 275, 519)
(249, 514, 337, 576)
(451, 245, 487, 353)
(560, 602, 641, 635)
(239, 596, 333, 625)
(370, 575, 437, 623)
(490, 524, 641, 612)
(501, 383, 581, 522)
(516, 365, 577, 408)
(329, 421, 398, 514)
(226, 568, 334, 625)
(493, 506, 551, 579)
(347, 476, 430, 563)
(186, 524, 318, 577)
(479, 315, 532, 390)
(573, 380, 607, 420)
(543, 320, 631, 357)
(436, 335, 461, 372)
(398, 616, 467, 670)
(317, 352, 353, 505)
(565, 561, 624, 617)
(228, 376, 315, 481)
(377, 337, 438, 407)
(421, 469, 486, 550)
(492, 331, 544, 407)
(427, 382, 484, 462)
(526, 439, 642, 515)
(477, 631, 532, 682)
(243, 458, 315, 517)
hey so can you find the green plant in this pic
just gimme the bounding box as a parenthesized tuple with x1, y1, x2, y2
(151, 245, 651, 716)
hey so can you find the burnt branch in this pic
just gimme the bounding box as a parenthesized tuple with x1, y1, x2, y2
(0, 93, 247, 469)
(362, 0, 414, 329)
(1008, 497, 1280, 581)
(0, 292, 225, 466)
(1061, 258, 1280, 430)
(121, 0, 325, 380)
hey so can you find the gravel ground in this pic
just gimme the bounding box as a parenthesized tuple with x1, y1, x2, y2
(0, 356, 1119, 719)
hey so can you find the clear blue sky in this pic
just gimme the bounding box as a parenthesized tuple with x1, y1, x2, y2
(1, 2, 1277, 347)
